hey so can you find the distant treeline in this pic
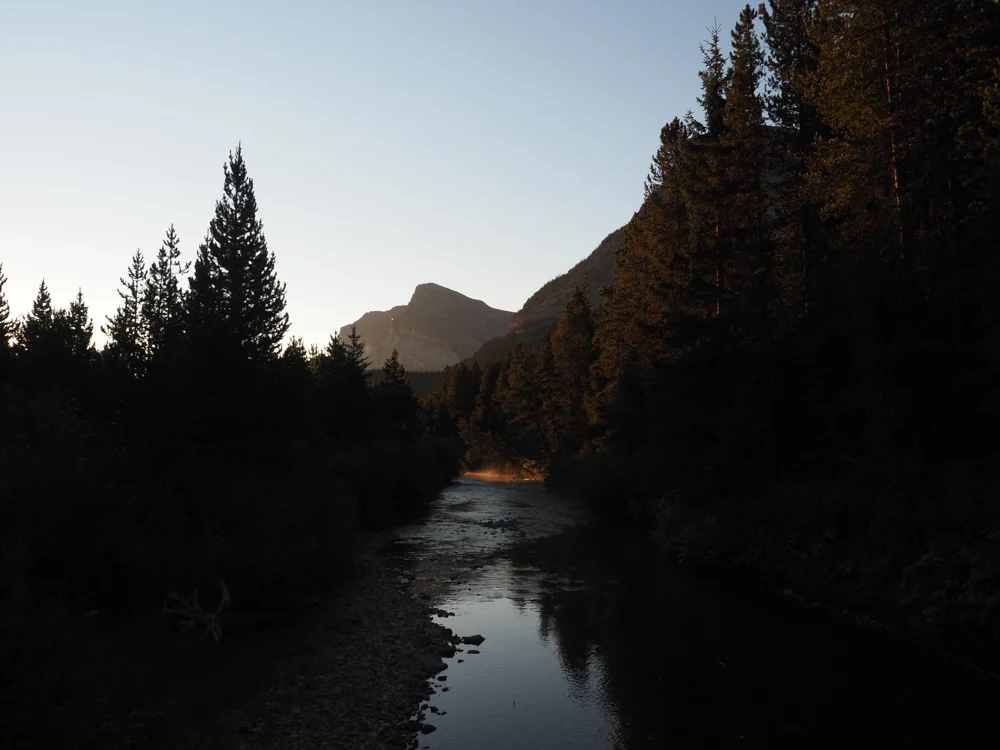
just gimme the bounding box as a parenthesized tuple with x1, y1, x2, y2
(425, 1, 1000, 658)
(0, 145, 459, 744)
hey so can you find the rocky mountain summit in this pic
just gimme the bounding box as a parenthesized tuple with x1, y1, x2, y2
(340, 283, 512, 372)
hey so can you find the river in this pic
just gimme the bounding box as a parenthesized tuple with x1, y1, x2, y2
(380, 477, 999, 749)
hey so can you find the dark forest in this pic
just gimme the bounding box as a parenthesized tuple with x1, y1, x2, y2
(426, 0, 1000, 664)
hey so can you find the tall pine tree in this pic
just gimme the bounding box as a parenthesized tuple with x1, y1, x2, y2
(188, 144, 289, 364)
(103, 250, 148, 375)
(760, 0, 821, 320)
(698, 23, 728, 137)
(722, 4, 771, 347)
(681, 27, 731, 323)
(144, 224, 188, 361)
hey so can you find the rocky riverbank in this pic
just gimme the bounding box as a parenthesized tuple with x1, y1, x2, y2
(174, 536, 476, 750)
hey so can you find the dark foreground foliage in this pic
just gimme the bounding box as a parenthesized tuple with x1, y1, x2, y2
(0, 147, 459, 746)
(428, 1, 1000, 666)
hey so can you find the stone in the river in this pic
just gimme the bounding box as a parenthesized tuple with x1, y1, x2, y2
(419, 723, 437, 734)
(467, 649, 480, 654)
(460, 634, 485, 646)
(415, 654, 448, 674)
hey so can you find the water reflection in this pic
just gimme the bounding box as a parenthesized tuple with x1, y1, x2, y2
(393, 480, 1000, 749)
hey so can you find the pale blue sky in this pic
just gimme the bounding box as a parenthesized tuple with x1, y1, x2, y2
(1, 0, 751, 349)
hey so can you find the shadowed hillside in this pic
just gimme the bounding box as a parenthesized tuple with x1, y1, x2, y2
(468, 227, 625, 364)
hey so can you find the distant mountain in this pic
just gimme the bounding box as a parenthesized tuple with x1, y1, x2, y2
(468, 226, 626, 364)
(340, 283, 513, 372)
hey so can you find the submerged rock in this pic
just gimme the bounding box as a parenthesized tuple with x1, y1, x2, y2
(460, 634, 486, 646)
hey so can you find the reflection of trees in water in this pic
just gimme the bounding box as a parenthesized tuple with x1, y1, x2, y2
(505, 527, 666, 742)
(503, 525, 792, 746)
(503, 523, 1000, 748)
(537, 587, 592, 695)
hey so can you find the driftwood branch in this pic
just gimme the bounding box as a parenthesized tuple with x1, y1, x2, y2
(163, 579, 231, 643)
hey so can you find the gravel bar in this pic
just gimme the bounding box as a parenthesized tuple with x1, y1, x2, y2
(185, 537, 459, 750)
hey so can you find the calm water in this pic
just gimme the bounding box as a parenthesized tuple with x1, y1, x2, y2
(383, 478, 999, 749)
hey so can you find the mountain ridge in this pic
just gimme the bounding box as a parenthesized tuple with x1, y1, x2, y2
(467, 226, 626, 364)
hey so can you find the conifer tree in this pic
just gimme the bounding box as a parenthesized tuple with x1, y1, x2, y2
(19, 280, 74, 388)
(697, 23, 728, 137)
(680, 27, 733, 323)
(645, 119, 696, 352)
(103, 250, 148, 375)
(322, 331, 349, 372)
(68, 289, 93, 360)
(759, 0, 818, 134)
(536, 333, 559, 459)
(382, 349, 406, 383)
(314, 329, 372, 442)
(760, 0, 821, 320)
(376, 349, 420, 439)
(461, 362, 506, 465)
(280, 336, 309, 373)
(679, 126, 727, 324)
(0, 264, 14, 355)
(803, 0, 911, 275)
(722, 5, 771, 346)
(279, 337, 314, 432)
(188, 144, 289, 363)
(144, 225, 188, 359)
(497, 343, 547, 462)
(314, 332, 350, 440)
(21, 280, 54, 353)
(346, 325, 369, 377)
(550, 283, 596, 453)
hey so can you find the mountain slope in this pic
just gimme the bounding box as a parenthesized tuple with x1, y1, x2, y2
(340, 283, 512, 372)
(468, 226, 626, 364)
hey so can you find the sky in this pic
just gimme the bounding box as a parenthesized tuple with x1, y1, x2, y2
(1, 0, 753, 349)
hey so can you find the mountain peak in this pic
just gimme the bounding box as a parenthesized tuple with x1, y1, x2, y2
(340, 283, 512, 371)
(408, 282, 493, 310)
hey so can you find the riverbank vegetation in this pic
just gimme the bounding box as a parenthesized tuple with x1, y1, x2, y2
(0, 146, 459, 745)
(427, 0, 1000, 664)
